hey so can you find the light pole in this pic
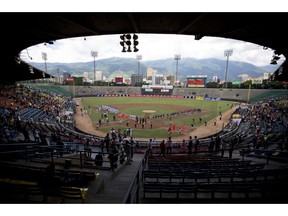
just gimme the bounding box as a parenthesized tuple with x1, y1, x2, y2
(174, 54, 181, 86)
(91, 51, 98, 84)
(42, 52, 48, 79)
(136, 55, 142, 85)
(57, 68, 60, 84)
(224, 49, 233, 88)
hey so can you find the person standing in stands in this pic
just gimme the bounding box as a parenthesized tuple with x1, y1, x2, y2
(188, 136, 193, 155)
(194, 136, 199, 154)
(159, 140, 166, 156)
(215, 135, 221, 152)
(228, 139, 235, 159)
(104, 133, 111, 154)
(209, 137, 215, 152)
(100, 140, 105, 156)
(84, 138, 92, 158)
(95, 152, 103, 167)
(147, 138, 153, 155)
(33, 129, 40, 143)
(181, 139, 187, 151)
(124, 140, 132, 164)
(166, 136, 172, 155)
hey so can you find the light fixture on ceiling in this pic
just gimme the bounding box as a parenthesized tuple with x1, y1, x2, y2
(120, 34, 139, 52)
(133, 34, 139, 52)
(120, 34, 126, 52)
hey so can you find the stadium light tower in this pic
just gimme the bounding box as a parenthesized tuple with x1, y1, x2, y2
(91, 51, 98, 83)
(224, 49, 233, 88)
(136, 55, 142, 85)
(174, 54, 181, 86)
(42, 52, 48, 78)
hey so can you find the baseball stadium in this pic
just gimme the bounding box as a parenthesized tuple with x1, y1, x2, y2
(1, 13, 288, 207)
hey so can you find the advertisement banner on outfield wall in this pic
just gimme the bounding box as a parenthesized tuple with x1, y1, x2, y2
(196, 96, 204, 100)
(129, 94, 182, 98)
(204, 97, 221, 101)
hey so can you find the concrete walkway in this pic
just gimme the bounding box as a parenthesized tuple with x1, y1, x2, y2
(85, 153, 145, 203)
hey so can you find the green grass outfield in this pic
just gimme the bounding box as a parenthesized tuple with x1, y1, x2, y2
(81, 97, 236, 139)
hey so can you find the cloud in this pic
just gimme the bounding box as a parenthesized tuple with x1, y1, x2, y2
(23, 34, 284, 66)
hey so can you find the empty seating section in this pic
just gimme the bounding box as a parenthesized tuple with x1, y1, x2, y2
(142, 155, 288, 201)
(0, 163, 93, 203)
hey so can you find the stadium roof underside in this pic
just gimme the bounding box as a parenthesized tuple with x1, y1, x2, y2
(1, 12, 288, 83)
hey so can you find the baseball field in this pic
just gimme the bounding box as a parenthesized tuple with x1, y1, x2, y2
(80, 96, 237, 139)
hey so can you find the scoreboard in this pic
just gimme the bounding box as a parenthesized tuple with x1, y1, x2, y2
(141, 85, 173, 95)
(186, 75, 207, 88)
(115, 76, 123, 84)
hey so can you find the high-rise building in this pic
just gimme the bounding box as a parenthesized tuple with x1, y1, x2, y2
(166, 75, 175, 85)
(146, 67, 157, 80)
(153, 74, 163, 85)
(95, 71, 102, 81)
(131, 74, 143, 86)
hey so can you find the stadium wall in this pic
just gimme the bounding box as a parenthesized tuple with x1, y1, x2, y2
(64, 85, 287, 102)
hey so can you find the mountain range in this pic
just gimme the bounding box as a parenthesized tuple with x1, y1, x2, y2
(30, 57, 280, 81)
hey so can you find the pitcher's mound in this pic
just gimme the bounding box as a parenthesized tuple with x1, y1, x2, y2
(142, 110, 156, 113)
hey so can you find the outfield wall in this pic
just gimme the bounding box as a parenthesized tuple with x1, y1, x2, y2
(62, 85, 287, 102)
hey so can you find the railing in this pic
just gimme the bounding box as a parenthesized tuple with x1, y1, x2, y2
(0, 143, 115, 170)
(122, 150, 147, 203)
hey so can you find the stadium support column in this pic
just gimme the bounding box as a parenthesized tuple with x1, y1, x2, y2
(91, 51, 98, 85)
(224, 49, 233, 88)
(247, 84, 251, 104)
(174, 54, 181, 87)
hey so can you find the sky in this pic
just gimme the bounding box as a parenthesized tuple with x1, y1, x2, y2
(22, 33, 285, 67)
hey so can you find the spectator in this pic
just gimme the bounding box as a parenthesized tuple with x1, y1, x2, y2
(194, 136, 199, 154)
(84, 138, 92, 158)
(95, 152, 103, 167)
(181, 139, 187, 150)
(159, 140, 166, 156)
(147, 138, 153, 156)
(166, 136, 172, 154)
(188, 136, 193, 155)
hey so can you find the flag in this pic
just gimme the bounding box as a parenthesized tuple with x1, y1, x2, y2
(180, 125, 186, 133)
(118, 113, 128, 118)
(171, 123, 176, 132)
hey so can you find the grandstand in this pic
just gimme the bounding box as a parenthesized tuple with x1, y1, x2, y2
(25, 84, 73, 97)
(1, 84, 288, 203)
